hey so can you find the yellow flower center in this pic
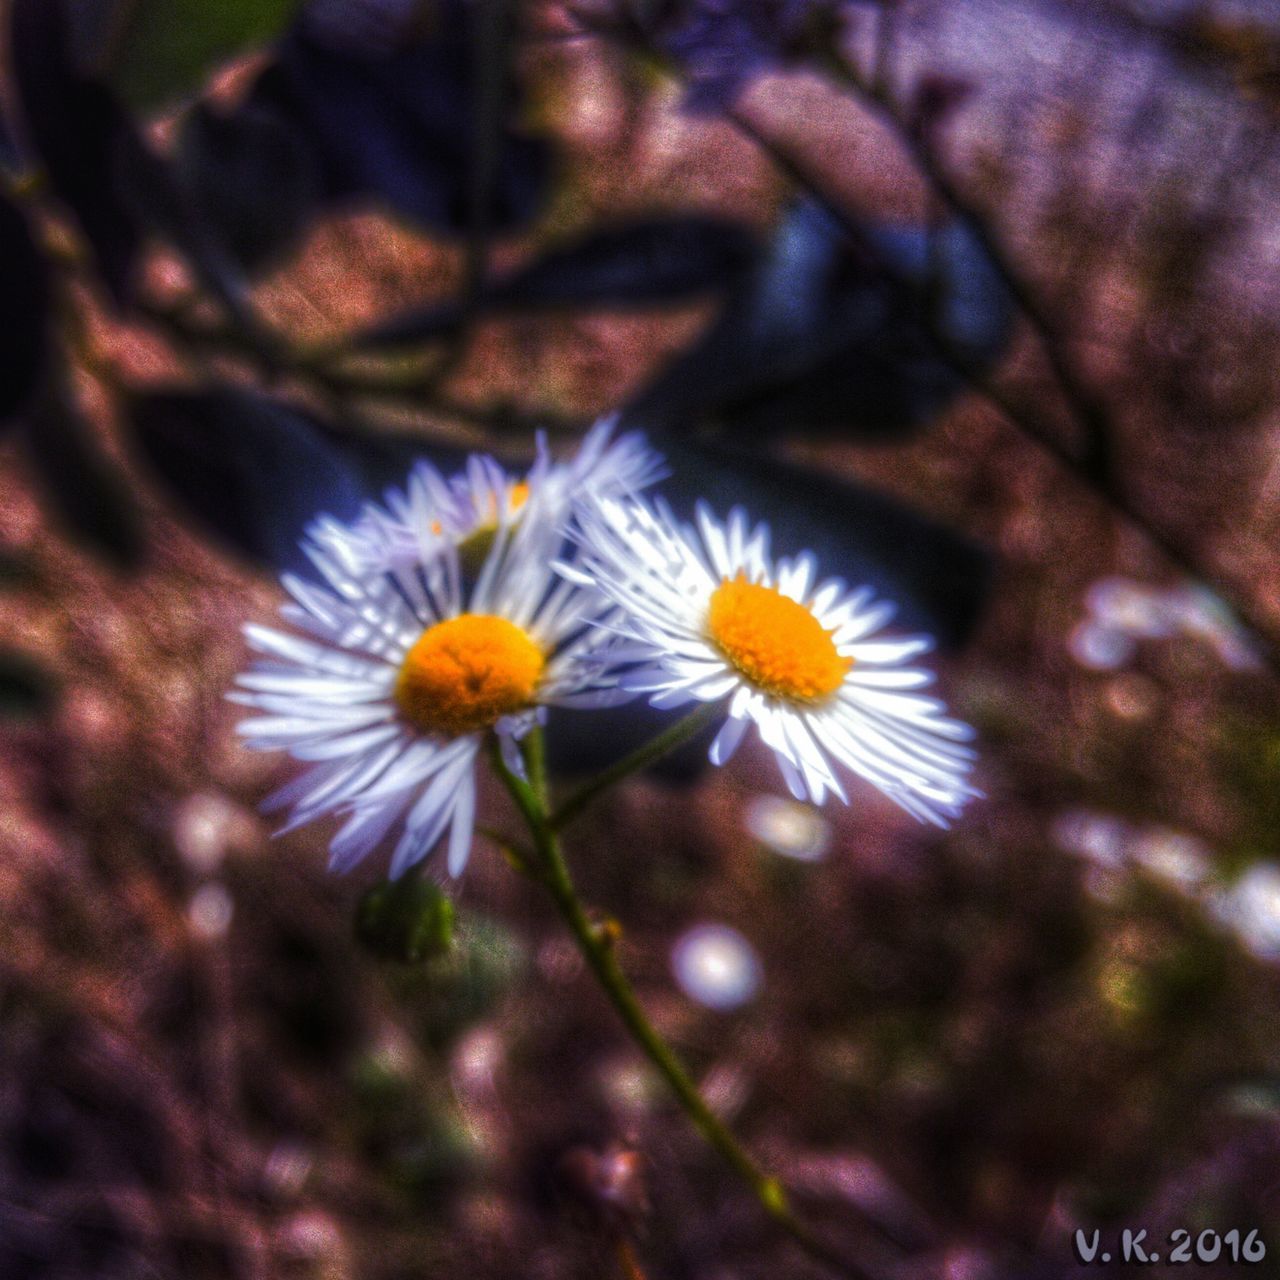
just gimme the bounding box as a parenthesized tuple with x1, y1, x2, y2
(708, 575, 851, 704)
(395, 614, 545, 737)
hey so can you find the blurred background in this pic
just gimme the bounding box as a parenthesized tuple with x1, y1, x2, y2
(3, 0, 1280, 1275)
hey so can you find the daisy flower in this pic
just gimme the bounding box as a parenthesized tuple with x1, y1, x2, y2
(561, 495, 979, 826)
(231, 445, 637, 879)
(309, 415, 665, 580)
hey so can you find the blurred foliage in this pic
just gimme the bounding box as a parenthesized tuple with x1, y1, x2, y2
(100, 0, 303, 112)
(3, 0, 1280, 1276)
(355, 872, 456, 964)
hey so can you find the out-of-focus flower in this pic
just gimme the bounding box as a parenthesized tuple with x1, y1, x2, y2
(1051, 809, 1129, 870)
(743, 794, 830, 861)
(172, 791, 249, 874)
(671, 922, 762, 1010)
(1053, 809, 1211, 893)
(1129, 826, 1211, 891)
(310, 416, 664, 578)
(188, 883, 235, 940)
(563, 496, 978, 824)
(1071, 575, 1261, 673)
(556, 1142, 650, 1233)
(232, 438, 640, 879)
(1086, 577, 1179, 640)
(1209, 863, 1280, 960)
(1068, 619, 1136, 671)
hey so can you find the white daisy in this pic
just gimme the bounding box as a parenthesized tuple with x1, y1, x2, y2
(310, 415, 665, 579)
(562, 495, 979, 826)
(232, 449, 633, 879)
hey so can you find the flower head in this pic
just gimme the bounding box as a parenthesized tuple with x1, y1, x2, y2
(232, 433, 644, 879)
(562, 495, 979, 825)
(319, 416, 664, 580)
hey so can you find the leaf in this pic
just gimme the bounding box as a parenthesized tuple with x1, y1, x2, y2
(0, 190, 51, 427)
(104, 0, 303, 112)
(249, 15, 553, 237)
(622, 199, 1014, 441)
(129, 386, 368, 574)
(0, 549, 39, 590)
(9, 0, 144, 306)
(174, 100, 322, 276)
(0, 650, 56, 719)
(340, 432, 473, 500)
(0, 104, 23, 174)
(356, 216, 761, 348)
(114, 129, 264, 342)
(20, 381, 146, 570)
(11, 0, 265, 325)
(463, 0, 517, 295)
(355, 875, 455, 964)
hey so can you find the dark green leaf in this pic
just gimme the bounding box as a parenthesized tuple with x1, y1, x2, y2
(622, 200, 1013, 442)
(107, 0, 303, 112)
(250, 13, 553, 237)
(129, 385, 366, 573)
(356, 216, 761, 348)
(21, 381, 146, 570)
(355, 875, 455, 965)
(0, 549, 39, 590)
(174, 101, 321, 276)
(115, 132, 267, 346)
(10, 0, 143, 306)
(0, 650, 56, 719)
(0, 190, 51, 427)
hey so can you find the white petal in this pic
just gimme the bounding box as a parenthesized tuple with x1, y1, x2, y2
(708, 714, 749, 766)
(446, 776, 477, 877)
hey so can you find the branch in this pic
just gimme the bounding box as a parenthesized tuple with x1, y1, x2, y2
(815, 43, 1119, 488)
(490, 730, 878, 1280)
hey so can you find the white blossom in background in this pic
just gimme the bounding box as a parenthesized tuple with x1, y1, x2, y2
(1052, 811, 1280, 966)
(671, 922, 763, 1011)
(1070, 575, 1261, 673)
(1052, 810, 1211, 897)
(1208, 864, 1280, 961)
(743, 794, 831, 862)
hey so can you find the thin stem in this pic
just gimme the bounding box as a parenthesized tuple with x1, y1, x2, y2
(547, 702, 720, 832)
(490, 728, 870, 1279)
(135, 295, 584, 442)
(614, 1237, 649, 1280)
(814, 43, 1118, 487)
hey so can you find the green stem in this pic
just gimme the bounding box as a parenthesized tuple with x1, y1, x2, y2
(489, 729, 868, 1280)
(547, 702, 720, 832)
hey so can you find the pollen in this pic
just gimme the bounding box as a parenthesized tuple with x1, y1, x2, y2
(708, 576, 850, 704)
(395, 614, 545, 737)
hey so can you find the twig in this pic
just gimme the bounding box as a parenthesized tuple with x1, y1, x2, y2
(135, 296, 585, 442)
(548, 702, 719, 831)
(815, 42, 1119, 488)
(490, 729, 873, 1280)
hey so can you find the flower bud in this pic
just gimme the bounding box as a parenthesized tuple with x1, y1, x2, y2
(354, 876, 454, 964)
